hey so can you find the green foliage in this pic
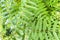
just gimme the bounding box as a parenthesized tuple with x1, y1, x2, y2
(0, 0, 60, 40)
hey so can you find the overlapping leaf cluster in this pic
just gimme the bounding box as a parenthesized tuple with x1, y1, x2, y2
(0, 0, 60, 40)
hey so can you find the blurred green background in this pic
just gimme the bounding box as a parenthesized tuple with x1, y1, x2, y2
(0, 0, 60, 40)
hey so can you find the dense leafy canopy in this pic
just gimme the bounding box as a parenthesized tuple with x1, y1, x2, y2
(0, 0, 60, 40)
